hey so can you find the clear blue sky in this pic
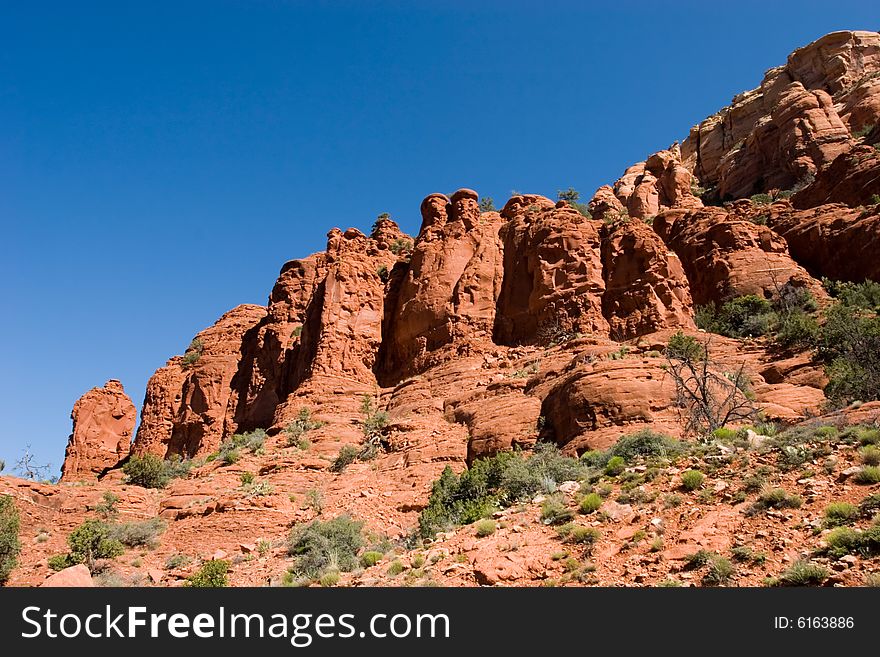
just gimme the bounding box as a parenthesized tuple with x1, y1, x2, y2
(1, 1, 877, 476)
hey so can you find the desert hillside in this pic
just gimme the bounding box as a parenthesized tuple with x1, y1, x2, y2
(2, 30, 880, 588)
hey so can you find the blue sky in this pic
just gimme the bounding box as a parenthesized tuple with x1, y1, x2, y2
(1, 1, 878, 476)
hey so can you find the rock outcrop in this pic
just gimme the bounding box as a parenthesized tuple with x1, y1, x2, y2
(132, 304, 266, 459)
(60, 380, 135, 481)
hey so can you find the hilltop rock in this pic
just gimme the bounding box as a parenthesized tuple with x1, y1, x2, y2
(60, 380, 135, 481)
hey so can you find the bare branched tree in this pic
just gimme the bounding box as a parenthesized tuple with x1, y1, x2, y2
(14, 445, 54, 482)
(664, 337, 760, 438)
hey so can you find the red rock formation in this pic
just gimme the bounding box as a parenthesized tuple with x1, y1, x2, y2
(608, 147, 703, 220)
(768, 202, 880, 282)
(60, 380, 135, 481)
(494, 195, 607, 345)
(681, 31, 879, 201)
(600, 220, 695, 339)
(380, 190, 504, 380)
(132, 304, 266, 459)
(653, 203, 823, 305)
(792, 144, 880, 209)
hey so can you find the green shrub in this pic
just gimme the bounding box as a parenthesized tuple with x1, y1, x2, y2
(730, 545, 766, 564)
(94, 492, 120, 519)
(824, 279, 880, 311)
(861, 446, 880, 466)
(479, 197, 496, 212)
(386, 560, 405, 576)
(216, 429, 266, 465)
(859, 492, 880, 518)
(0, 495, 21, 584)
(824, 527, 862, 557)
(750, 193, 773, 205)
(360, 550, 383, 568)
(64, 520, 124, 570)
(750, 488, 802, 513)
(540, 495, 574, 525)
(854, 466, 880, 485)
(287, 515, 364, 579)
(108, 518, 165, 549)
(775, 310, 820, 349)
(702, 556, 735, 586)
(360, 395, 390, 447)
(578, 492, 603, 514)
(418, 445, 584, 539)
(712, 427, 738, 442)
(319, 571, 340, 587)
(181, 338, 204, 368)
(559, 525, 600, 549)
(47, 554, 74, 571)
(775, 560, 829, 586)
(474, 519, 496, 537)
(186, 560, 228, 587)
(824, 502, 859, 528)
(284, 408, 322, 448)
(123, 454, 166, 488)
(683, 549, 715, 570)
(331, 445, 360, 473)
(818, 303, 880, 406)
(666, 331, 704, 361)
(604, 456, 626, 476)
(608, 429, 684, 462)
(123, 453, 191, 488)
(376, 265, 389, 282)
(680, 469, 704, 491)
(165, 553, 192, 570)
(715, 295, 774, 338)
(389, 238, 413, 256)
(240, 471, 255, 486)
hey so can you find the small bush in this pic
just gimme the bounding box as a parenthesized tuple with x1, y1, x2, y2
(730, 545, 766, 564)
(319, 571, 340, 587)
(578, 492, 603, 514)
(560, 525, 600, 549)
(181, 338, 204, 368)
(751, 488, 802, 513)
(540, 495, 574, 525)
(824, 502, 859, 528)
(859, 492, 880, 518)
(666, 331, 704, 361)
(284, 408, 322, 448)
(479, 197, 496, 212)
(94, 492, 120, 519)
(680, 469, 704, 491)
(376, 265, 389, 282)
(240, 471, 255, 486)
(0, 495, 21, 584)
(108, 518, 166, 549)
(186, 560, 228, 587)
(683, 549, 715, 570)
(360, 551, 383, 568)
(702, 556, 735, 586)
(123, 454, 166, 488)
(386, 560, 405, 576)
(48, 554, 73, 571)
(287, 515, 364, 580)
(217, 429, 266, 465)
(775, 560, 829, 586)
(824, 527, 863, 557)
(712, 427, 738, 442)
(609, 429, 684, 462)
(389, 238, 413, 256)
(331, 445, 360, 473)
(65, 520, 125, 570)
(165, 553, 192, 570)
(854, 466, 880, 485)
(604, 456, 626, 476)
(475, 519, 496, 537)
(861, 446, 880, 466)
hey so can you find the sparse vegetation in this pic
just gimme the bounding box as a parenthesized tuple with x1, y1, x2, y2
(680, 469, 704, 491)
(418, 444, 585, 538)
(479, 196, 496, 212)
(578, 492, 603, 514)
(123, 453, 192, 488)
(331, 445, 360, 473)
(823, 502, 859, 528)
(185, 560, 229, 587)
(287, 515, 364, 581)
(0, 495, 21, 585)
(773, 560, 829, 586)
(284, 408, 322, 448)
(557, 188, 591, 218)
(389, 238, 413, 256)
(474, 519, 496, 537)
(748, 488, 802, 514)
(215, 429, 266, 465)
(540, 495, 574, 525)
(93, 492, 120, 519)
(108, 518, 166, 549)
(51, 520, 125, 572)
(181, 338, 204, 368)
(360, 394, 390, 454)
